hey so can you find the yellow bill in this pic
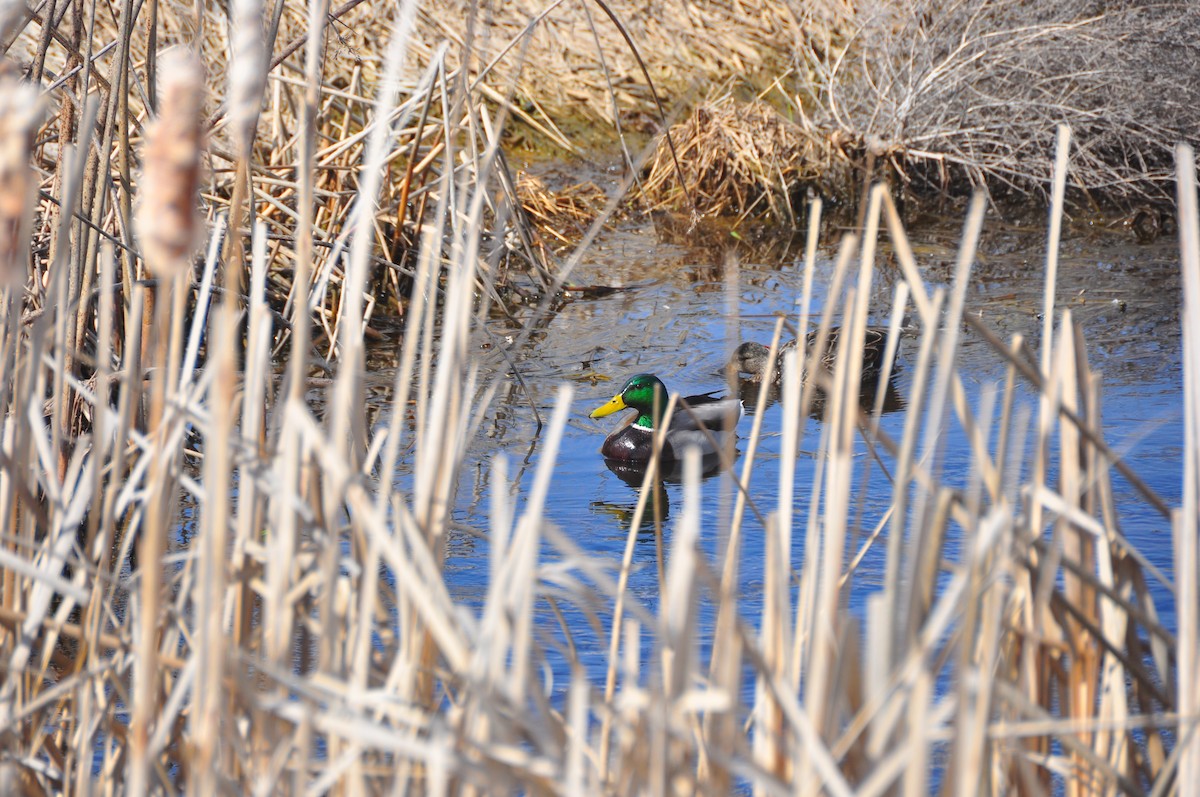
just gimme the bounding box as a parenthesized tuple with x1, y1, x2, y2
(589, 393, 627, 419)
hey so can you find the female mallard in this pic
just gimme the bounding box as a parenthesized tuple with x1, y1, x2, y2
(730, 326, 894, 384)
(589, 373, 743, 463)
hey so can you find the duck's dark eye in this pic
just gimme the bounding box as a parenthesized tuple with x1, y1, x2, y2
(623, 374, 653, 393)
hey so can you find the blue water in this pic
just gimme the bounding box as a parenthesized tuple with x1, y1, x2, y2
(392, 219, 1184, 723)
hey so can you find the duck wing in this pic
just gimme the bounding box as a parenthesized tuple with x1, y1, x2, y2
(804, 326, 892, 371)
(861, 327, 890, 373)
(674, 392, 744, 432)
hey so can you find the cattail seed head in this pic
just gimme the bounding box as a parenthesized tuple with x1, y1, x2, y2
(228, 0, 267, 156)
(0, 79, 41, 287)
(136, 49, 205, 279)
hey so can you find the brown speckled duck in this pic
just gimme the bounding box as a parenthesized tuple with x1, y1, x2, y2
(730, 326, 894, 384)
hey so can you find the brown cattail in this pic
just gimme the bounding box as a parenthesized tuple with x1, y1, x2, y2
(0, 78, 40, 287)
(227, 0, 267, 156)
(135, 49, 204, 279)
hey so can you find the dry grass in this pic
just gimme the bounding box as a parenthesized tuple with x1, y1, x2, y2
(639, 96, 840, 224)
(644, 1, 1200, 222)
(514, 171, 612, 246)
(813, 0, 1200, 205)
(0, 0, 1195, 794)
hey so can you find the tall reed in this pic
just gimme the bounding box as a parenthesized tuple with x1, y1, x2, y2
(0, 3, 1192, 795)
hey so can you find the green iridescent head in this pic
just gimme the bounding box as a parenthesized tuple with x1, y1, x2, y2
(589, 373, 668, 429)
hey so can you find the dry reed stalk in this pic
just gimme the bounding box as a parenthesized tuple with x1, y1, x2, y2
(782, 195, 823, 556)
(1041, 125, 1070, 376)
(327, 0, 417, 464)
(264, 2, 328, 760)
(902, 193, 984, 641)
(596, 391, 680, 783)
(792, 234, 861, 715)
(869, 281, 908, 424)
(749, 195, 822, 783)
(656, 445, 701, 790)
(0, 124, 83, 781)
(798, 190, 885, 792)
(188, 288, 237, 794)
(1176, 142, 1200, 796)
(127, 47, 204, 796)
(767, 204, 824, 774)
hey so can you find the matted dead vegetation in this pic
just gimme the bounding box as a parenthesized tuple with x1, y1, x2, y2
(515, 171, 612, 244)
(418, 0, 801, 131)
(639, 97, 840, 222)
(3, 0, 822, 318)
(819, 0, 1200, 204)
(644, 1, 1200, 221)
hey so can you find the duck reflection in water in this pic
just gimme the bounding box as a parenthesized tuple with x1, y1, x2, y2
(591, 450, 731, 524)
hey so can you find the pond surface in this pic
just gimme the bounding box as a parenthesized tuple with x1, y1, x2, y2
(377, 211, 1184, 697)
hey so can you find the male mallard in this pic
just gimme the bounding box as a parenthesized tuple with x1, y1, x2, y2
(589, 373, 743, 463)
(730, 327, 894, 384)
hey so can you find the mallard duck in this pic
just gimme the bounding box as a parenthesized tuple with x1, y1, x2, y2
(730, 326, 894, 384)
(589, 373, 743, 463)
